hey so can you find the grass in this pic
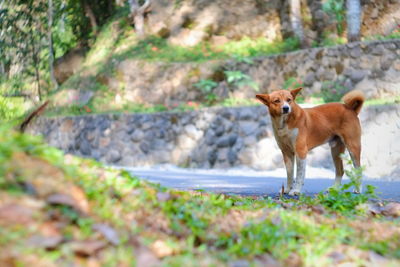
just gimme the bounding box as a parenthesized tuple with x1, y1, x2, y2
(364, 96, 400, 106)
(41, 94, 399, 118)
(1, 124, 400, 266)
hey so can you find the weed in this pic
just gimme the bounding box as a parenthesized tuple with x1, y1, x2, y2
(218, 210, 347, 265)
(319, 79, 349, 102)
(314, 155, 375, 214)
(194, 79, 219, 105)
(224, 70, 259, 91)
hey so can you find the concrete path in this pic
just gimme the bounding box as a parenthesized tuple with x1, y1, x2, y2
(122, 165, 400, 201)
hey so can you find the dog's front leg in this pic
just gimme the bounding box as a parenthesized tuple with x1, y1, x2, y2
(283, 153, 295, 193)
(288, 156, 306, 196)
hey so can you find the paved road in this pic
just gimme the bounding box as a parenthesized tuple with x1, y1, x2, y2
(123, 166, 400, 201)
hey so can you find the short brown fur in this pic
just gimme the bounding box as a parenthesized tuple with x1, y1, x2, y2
(256, 88, 365, 195)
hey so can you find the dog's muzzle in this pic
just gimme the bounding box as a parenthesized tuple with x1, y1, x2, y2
(282, 106, 290, 114)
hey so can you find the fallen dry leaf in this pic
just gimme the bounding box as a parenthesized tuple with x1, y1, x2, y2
(151, 240, 174, 258)
(0, 203, 36, 225)
(381, 202, 400, 217)
(69, 185, 90, 213)
(283, 253, 302, 267)
(93, 223, 120, 245)
(74, 256, 101, 267)
(327, 251, 346, 264)
(135, 245, 160, 267)
(70, 240, 107, 257)
(39, 221, 64, 237)
(368, 251, 391, 265)
(229, 259, 250, 267)
(46, 189, 89, 214)
(5, 153, 89, 214)
(156, 192, 171, 202)
(254, 254, 281, 267)
(47, 193, 77, 208)
(310, 205, 326, 215)
(6, 152, 65, 197)
(364, 203, 383, 216)
(27, 235, 64, 250)
(0, 253, 58, 267)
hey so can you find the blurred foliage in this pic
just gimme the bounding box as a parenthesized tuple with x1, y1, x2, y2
(194, 79, 219, 105)
(0, 0, 119, 99)
(0, 96, 26, 122)
(221, 36, 300, 57)
(322, 0, 346, 35)
(224, 70, 259, 91)
(319, 79, 350, 102)
(114, 35, 301, 63)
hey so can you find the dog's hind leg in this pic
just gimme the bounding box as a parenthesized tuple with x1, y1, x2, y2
(342, 133, 363, 193)
(283, 152, 295, 193)
(330, 138, 346, 187)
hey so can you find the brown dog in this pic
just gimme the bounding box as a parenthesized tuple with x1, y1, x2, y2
(256, 88, 365, 195)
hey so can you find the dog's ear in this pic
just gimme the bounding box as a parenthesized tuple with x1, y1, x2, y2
(256, 94, 270, 106)
(290, 87, 303, 99)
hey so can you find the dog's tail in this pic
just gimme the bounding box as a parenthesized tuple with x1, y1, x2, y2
(342, 90, 365, 115)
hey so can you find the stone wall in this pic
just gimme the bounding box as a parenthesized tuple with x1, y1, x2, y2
(28, 104, 400, 179)
(99, 39, 400, 108)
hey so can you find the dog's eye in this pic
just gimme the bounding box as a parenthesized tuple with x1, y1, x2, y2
(274, 99, 280, 104)
(287, 98, 292, 103)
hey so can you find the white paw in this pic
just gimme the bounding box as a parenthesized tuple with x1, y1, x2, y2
(353, 187, 362, 194)
(284, 186, 292, 194)
(288, 188, 301, 196)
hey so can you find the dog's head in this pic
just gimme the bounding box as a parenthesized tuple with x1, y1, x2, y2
(256, 88, 302, 117)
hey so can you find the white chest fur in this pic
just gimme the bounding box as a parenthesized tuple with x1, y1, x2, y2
(272, 116, 298, 150)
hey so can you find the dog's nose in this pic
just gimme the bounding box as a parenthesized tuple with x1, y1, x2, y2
(282, 106, 290, 113)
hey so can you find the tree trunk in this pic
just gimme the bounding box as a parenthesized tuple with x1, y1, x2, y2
(81, 0, 98, 35)
(116, 0, 124, 6)
(134, 10, 145, 37)
(0, 63, 5, 77)
(128, 0, 151, 37)
(29, 26, 42, 101)
(0, 0, 5, 77)
(48, 0, 58, 90)
(290, 0, 307, 48)
(346, 0, 361, 42)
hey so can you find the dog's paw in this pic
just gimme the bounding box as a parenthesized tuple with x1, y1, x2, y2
(353, 187, 362, 194)
(284, 187, 292, 194)
(288, 188, 301, 196)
